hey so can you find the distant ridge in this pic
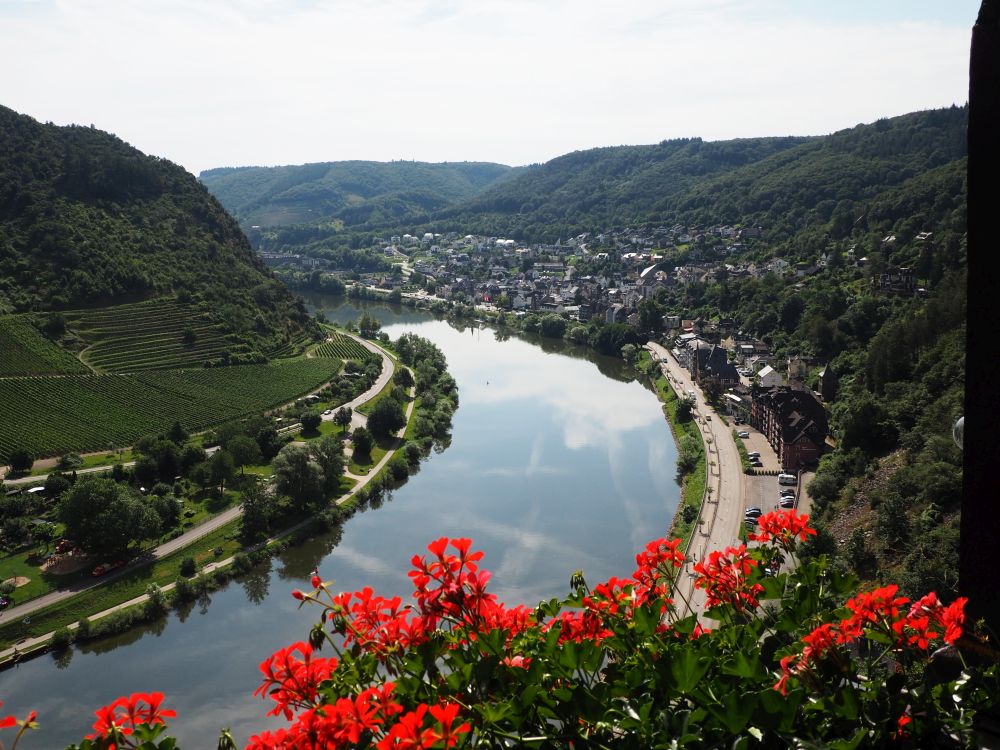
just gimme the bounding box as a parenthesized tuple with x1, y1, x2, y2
(199, 160, 517, 229)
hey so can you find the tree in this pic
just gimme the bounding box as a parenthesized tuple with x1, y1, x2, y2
(167, 421, 188, 444)
(539, 314, 567, 338)
(59, 477, 161, 554)
(44, 473, 71, 498)
(637, 298, 664, 332)
(358, 313, 381, 338)
(395, 368, 414, 389)
(351, 426, 373, 457)
(621, 343, 637, 363)
(301, 411, 322, 433)
(334, 407, 353, 432)
(133, 455, 160, 488)
(272, 444, 324, 511)
(227, 435, 262, 474)
(367, 397, 406, 440)
(7, 448, 33, 474)
(311, 436, 346, 495)
(256, 426, 285, 461)
(209, 450, 236, 495)
(676, 397, 695, 422)
(180, 444, 207, 474)
(239, 476, 274, 542)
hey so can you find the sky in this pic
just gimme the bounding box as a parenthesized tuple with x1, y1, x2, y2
(0, 0, 980, 175)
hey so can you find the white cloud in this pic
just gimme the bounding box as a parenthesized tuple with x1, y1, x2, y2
(0, 0, 976, 173)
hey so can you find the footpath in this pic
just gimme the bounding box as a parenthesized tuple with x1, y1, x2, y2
(0, 334, 410, 666)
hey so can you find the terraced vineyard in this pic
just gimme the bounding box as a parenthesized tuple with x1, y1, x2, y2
(0, 359, 342, 461)
(0, 315, 89, 376)
(313, 333, 370, 360)
(65, 299, 231, 372)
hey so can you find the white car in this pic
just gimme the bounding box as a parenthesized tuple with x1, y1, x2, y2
(737, 430, 750, 438)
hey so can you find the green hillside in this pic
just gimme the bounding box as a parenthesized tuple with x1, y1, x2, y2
(0, 104, 313, 355)
(0, 359, 342, 462)
(428, 107, 967, 242)
(199, 160, 515, 229)
(0, 315, 89, 376)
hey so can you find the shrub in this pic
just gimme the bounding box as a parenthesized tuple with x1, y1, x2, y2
(179, 556, 197, 577)
(50, 627, 73, 652)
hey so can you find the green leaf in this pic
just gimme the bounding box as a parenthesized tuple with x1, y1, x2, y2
(670, 647, 711, 693)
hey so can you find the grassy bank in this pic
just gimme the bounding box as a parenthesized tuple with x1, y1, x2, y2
(650, 369, 706, 552)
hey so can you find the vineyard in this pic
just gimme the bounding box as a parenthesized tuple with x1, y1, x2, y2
(0, 315, 89, 376)
(312, 333, 370, 360)
(65, 299, 232, 372)
(0, 358, 342, 462)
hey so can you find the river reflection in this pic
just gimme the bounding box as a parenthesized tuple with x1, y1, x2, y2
(0, 299, 679, 748)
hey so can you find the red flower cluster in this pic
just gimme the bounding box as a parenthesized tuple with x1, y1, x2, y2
(907, 592, 968, 646)
(748, 509, 816, 550)
(775, 586, 969, 695)
(248, 680, 469, 750)
(632, 537, 685, 606)
(692, 545, 764, 612)
(255, 642, 338, 719)
(88, 692, 176, 745)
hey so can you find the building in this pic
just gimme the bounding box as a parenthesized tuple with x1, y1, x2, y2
(816, 363, 839, 402)
(751, 386, 829, 471)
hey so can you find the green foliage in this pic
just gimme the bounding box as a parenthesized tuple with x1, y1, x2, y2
(199, 160, 514, 229)
(0, 359, 341, 461)
(312, 333, 369, 360)
(300, 411, 322, 432)
(367, 397, 406, 440)
(0, 105, 312, 352)
(6, 447, 32, 472)
(65, 299, 238, 372)
(58, 476, 161, 554)
(272, 443, 326, 511)
(0, 314, 88, 375)
(351, 427, 373, 456)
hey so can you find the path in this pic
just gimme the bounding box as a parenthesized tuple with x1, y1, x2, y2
(0, 334, 409, 659)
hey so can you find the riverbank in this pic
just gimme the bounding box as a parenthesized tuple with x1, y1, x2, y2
(0, 332, 440, 668)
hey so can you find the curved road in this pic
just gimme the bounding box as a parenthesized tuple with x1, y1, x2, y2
(0, 333, 397, 632)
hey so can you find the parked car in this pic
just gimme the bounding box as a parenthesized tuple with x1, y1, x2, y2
(750, 459, 763, 468)
(778, 473, 798, 486)
(91, 564, 108, 577)
(745, 507, 763, 518)
(777, 497, 795, 509)
(744, 518, 758, 530)
(780, 488, 795, 497)
(737, 430, 750, 438)
(747, 451, 760, 459)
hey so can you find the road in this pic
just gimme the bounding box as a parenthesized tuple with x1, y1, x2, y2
(0, 333, 398, 630)
(646, 342, 748, 619)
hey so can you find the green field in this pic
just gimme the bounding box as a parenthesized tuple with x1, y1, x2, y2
(66, 299, 231, 373)
(312, 333, 370, 360)
(0, 359, 342, 461)
(0, 315, 89, 376)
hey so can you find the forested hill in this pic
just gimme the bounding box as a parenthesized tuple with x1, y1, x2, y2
(420, 106, 968, 243)
(198, 160, 516, 229)
(0, 105, 312, 351)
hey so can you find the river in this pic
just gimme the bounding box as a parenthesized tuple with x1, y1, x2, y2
(0, 299, 680, 747)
